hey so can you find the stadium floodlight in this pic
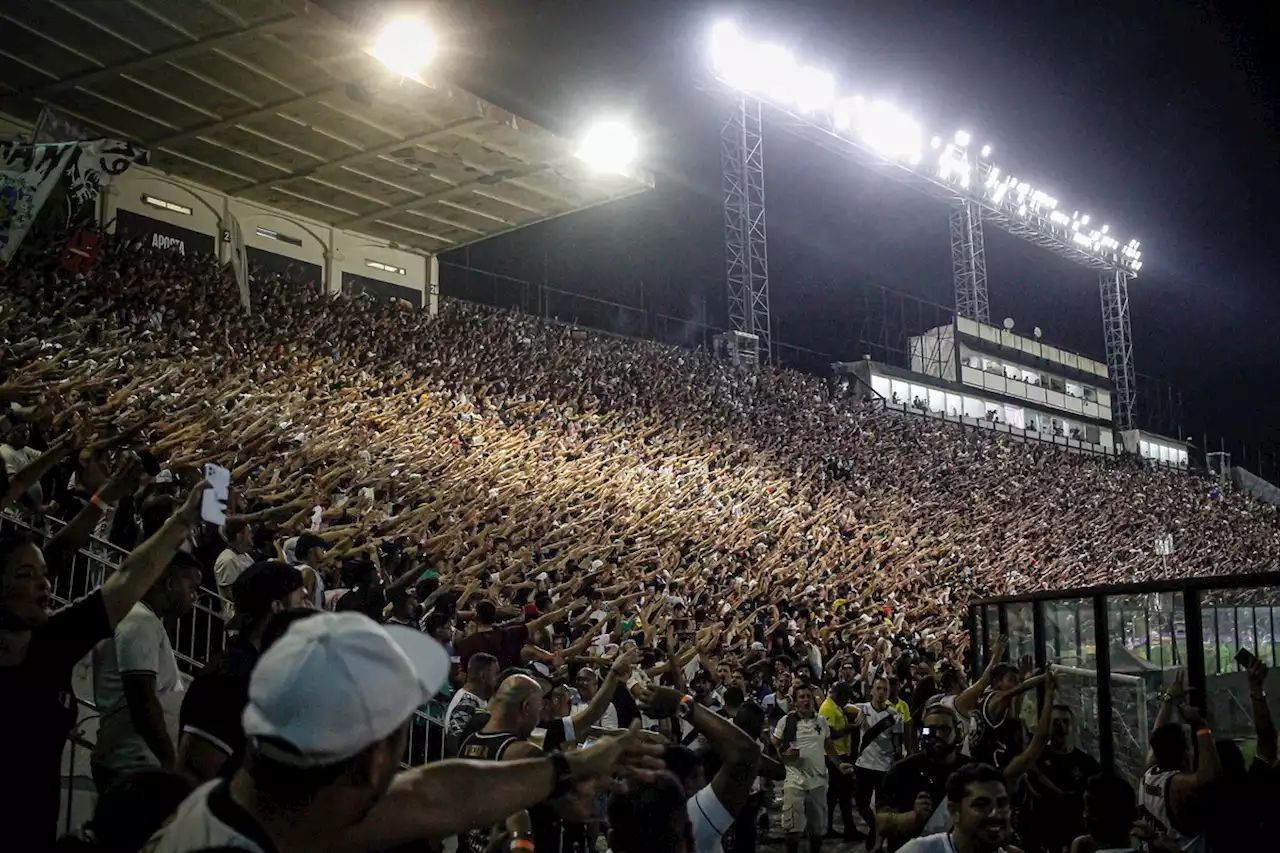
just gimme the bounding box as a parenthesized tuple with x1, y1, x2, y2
(576, 120, 639, 174)
(705, 21, 1144, 274)
(369, 15, 436, 81)
(794, 66, 837, 113)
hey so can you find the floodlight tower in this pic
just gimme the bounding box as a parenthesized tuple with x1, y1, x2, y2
(1100, 269, 1136, 430)
(950, 200, 990, 325)
(721, 94, 772, 363)
(704, 21, 1145, 429)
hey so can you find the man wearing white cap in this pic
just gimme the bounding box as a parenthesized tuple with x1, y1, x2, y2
(145, 612, 664, 853)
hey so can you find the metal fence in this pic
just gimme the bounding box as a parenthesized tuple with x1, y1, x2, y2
(970, 572, 1280, 786)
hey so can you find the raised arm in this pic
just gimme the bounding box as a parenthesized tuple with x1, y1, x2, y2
(44, 454, 143, 580)
(1248, 661, 1276, 765)
(1146, 670, 1185, 770)
(954, 633, 1006, 717)
(0, 436, 70, 513)
(335, 726, 664, 852)
(1002, 674, 1055, 781)
(636, 684, 762, 817)
(569, 650, 639, 739)
(100, 482, 212, 628)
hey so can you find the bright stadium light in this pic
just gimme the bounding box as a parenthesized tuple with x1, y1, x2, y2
(794, 66, 837, 113)
(577, 120, 639, 174)
(705, 21, 1145, 273)
(833, 97, 859, 131)
(369, 16, 436, 81)
(757, 43, 801, 105)
(859, 100, 923, 162)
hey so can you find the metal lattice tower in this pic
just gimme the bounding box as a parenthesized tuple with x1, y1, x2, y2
(1100, 269, 1136, 431)
(950, 200, 990, 325)
(722, 94, 771, 363)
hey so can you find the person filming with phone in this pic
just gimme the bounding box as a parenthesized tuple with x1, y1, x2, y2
(878, 703, 967, 845)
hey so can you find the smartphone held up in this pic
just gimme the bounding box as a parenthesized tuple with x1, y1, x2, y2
(202, 462, 231, 525)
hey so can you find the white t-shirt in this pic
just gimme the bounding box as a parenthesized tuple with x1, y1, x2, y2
(142, 780, 266, 852)
(689, 784, 734, 853)
(214, 549, 253, 592)
(214, 549, 254, 618)
(772, 714, 831, 790)
(853, 702, 903, 772)
(92, 602, 186, 772)
(573, 699, 619, 731)
(898, 832, 1020, 853)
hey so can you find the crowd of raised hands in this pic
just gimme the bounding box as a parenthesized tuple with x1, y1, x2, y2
(4, 233, 1280, 663)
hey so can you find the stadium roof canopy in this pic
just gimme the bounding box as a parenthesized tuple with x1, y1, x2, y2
(0, 0, 654, 253)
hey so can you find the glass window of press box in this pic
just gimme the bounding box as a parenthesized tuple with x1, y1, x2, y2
(969, 573, 1280, 786)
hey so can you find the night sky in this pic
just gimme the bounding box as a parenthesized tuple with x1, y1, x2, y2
(364, 2, 1280, 461)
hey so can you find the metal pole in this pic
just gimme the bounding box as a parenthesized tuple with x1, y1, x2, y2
(1185, 590, 1207, 712)
(1093, 594, 1116, 772)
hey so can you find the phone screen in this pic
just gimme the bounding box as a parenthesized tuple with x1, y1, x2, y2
(1236, 647, 1258, 670)
(202, 463, 230, 525)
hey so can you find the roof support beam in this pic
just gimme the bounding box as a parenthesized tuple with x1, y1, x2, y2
(19, 15, 296, 98)
(234, 117, 486, 193)
(335, 164, 553, 228)
(144, 85, 349, 147)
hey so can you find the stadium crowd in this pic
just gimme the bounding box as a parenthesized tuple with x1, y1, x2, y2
(1, 231, 1278, 853)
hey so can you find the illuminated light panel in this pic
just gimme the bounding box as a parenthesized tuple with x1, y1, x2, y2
(707, 21, 1144, 272)
(369, 16, 436, 81)
(577, 120, 640, 174)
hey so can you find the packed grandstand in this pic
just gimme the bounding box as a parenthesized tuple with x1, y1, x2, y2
(1, 222, 1277, 853)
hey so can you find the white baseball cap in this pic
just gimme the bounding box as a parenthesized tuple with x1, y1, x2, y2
(243, 612, 450, 767)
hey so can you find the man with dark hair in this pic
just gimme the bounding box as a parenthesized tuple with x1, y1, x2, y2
(1138, 670, 1218, 847)
(817, 681, 858, 841)
(213, 521, 253, 616)
(627, 682, 765, 853)
(879, 704, 966, 845)
(1076, 773, 1141, 853)
(772, 683, 852, 853)
(175, 562, 309, 783)
(848, 675, 904, 817)
(1027, 703, 1099, 852)
(91, 552, 203, 791)
(146, 613, 664, 852)
(897, 763, 1019, 853)
(445, 652, 499, 755)
(608, 771, 694, 853)
(455, 598, 571, 670)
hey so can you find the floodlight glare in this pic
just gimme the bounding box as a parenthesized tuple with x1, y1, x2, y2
(707, 20, 1146, 274)
(758, 43, 801, 105)
(854, 100, 923, 162)
(577, 120, 639, 174)
(794, 66, 837, 113)
(833, 97, 860, 131)
(369, 16, 436, 81)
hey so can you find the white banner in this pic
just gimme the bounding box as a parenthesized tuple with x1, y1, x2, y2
(228, 214, 251, 314)
(0, 138, 148, 263)
(0, 142, 77, 263)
